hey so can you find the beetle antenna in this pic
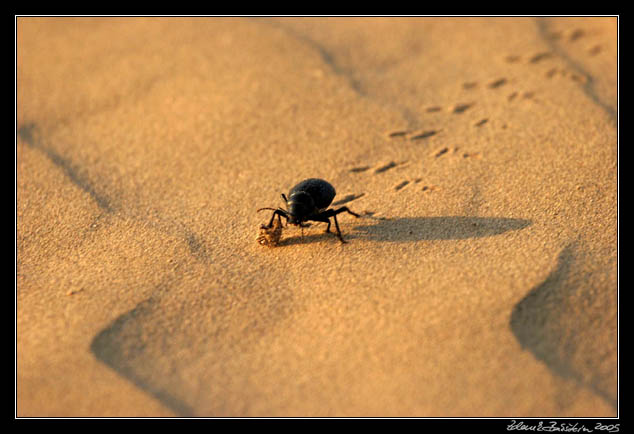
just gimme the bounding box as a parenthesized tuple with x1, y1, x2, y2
(257, 207, 292, 216)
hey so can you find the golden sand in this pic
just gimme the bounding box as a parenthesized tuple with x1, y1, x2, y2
(17, 17, 617, 417)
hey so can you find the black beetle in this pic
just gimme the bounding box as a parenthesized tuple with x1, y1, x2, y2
(258, 178, 360, 243)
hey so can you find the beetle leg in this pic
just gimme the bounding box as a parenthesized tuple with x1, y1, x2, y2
(321, 207, 360, 243)
(267, 212, 277, 228)
(332, 214, 346, 243)
(306, 214, 331, 233)
(330, 206, 361, 218)
(304, 207, 359, 243)
(259, 208, 288, 228)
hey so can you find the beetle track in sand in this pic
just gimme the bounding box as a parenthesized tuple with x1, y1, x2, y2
(349, 20, 606, 205)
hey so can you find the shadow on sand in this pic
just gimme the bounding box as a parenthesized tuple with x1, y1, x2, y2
(510, 243, 617, 409)
(278, 216, 531, 246)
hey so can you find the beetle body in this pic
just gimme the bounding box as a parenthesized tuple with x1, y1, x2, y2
(286, 178, 336, 225)
(258, 178, 359, 243)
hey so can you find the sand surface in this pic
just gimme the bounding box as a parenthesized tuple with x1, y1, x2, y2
(16, 17, 618, 417)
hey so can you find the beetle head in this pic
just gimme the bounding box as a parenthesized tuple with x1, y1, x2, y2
(286, 191, 314, 225)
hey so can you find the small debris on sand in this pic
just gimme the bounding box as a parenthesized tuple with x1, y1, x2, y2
(256, 218, 283, 247)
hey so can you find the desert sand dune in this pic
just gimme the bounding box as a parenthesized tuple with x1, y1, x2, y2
(17, 16, 617, 417)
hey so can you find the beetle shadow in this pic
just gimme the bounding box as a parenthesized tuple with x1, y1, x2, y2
(277, 216, 531, 245)
(351, 216, 532, 242)
(277, 226, 341, 246)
